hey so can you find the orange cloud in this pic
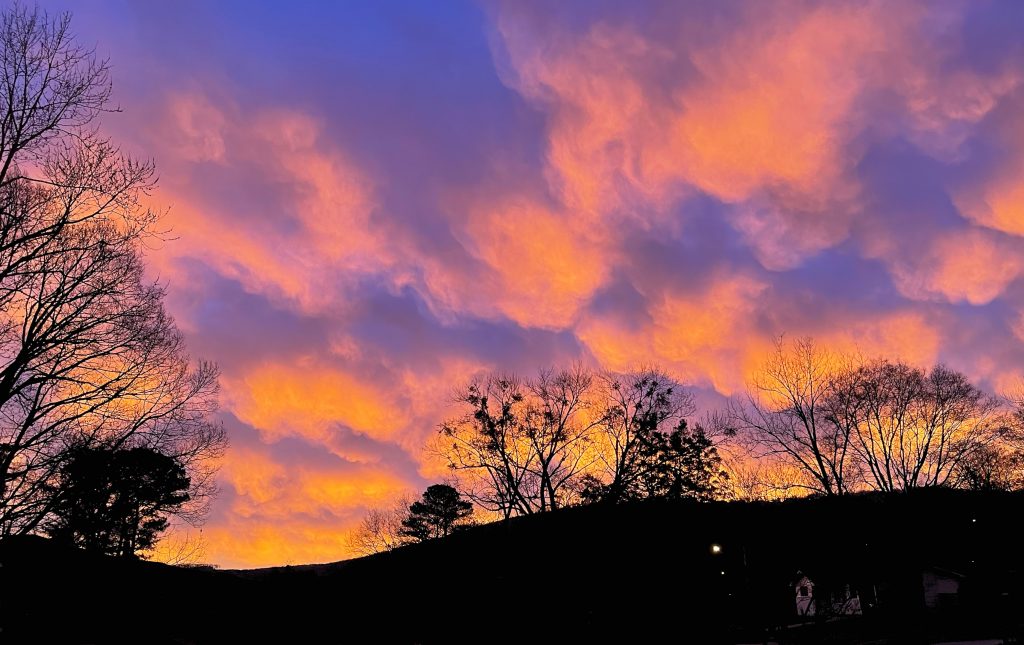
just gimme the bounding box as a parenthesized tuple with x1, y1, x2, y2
(665, 3, 881, 206)
(495, 2, 1022, 273)
(962, 176, 1024, 237)
(493, 3, 892, 267)
(955, 114, 1024, 237)
(252, 111, 382, 274)
(900, 67, 1020, 161)
(992, 367, 1024, 402)
(578, 271, 770, 394)
(818, 311, 943, 368)
(202, 520, 359, 569)
(221, 449, 409, 518)
(887, 228, 1024, 305)
(201, 447, 415, 567)
(579, 272, 944, 397)
(225, 359, 408, 445)
(166, 93, 227, 163)
(496, 23, 678, 218)
(459, 199, 609, 328)
(148, 94, 381, 315)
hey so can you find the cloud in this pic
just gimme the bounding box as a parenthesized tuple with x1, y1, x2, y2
(166, 93, 227, 163)
(954, 91, 1024, 237)
(887, 227, 1024, 305)
(490, 2, 890, 267)
(492, 0, 1023, 272)
(59, 0, 1024, 567)
(818, 311, 943, 368)
(224, 359, 409, 445)
(220, 447, 410, 519)
(578, 270, 769, 394)
(201, 442, 417, 568)
(146, 94, 383, 315)
(451, 198, 609, 328)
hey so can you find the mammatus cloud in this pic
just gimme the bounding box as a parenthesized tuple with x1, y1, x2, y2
(955, 95, 1024, 238)
(887, 228, 1024, 305)
(48, 0, 1024, 566)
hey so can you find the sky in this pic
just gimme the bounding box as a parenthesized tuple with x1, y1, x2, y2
(43, 0, 1024, 567)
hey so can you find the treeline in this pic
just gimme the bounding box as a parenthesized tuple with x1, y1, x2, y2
(352, 366, 727, 554)
(0, 7, 224, 559)
(438, 366, 728, 513)
(354, 338, 1024, 555)
(728, 338, 1021, 496)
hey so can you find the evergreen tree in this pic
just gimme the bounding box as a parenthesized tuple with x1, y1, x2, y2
(400, 484, 473, 542)
(46, 447, 191, 557)
(581, 421, 728, 503)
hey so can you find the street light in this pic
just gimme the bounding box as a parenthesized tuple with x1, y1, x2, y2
(711, 543, 722, 555)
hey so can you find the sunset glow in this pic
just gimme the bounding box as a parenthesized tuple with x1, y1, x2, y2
(49, 0, 1024, 568)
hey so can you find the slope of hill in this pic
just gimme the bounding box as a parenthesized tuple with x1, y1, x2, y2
(3, 489, 1022, 643)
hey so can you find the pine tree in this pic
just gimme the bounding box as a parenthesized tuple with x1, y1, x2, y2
(46, 447, 191, 557)
(400, 484, 473, 542)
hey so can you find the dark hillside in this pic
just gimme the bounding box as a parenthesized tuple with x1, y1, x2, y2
(3, 490, 1023, 643)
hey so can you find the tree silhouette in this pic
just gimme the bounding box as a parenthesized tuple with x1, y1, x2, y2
(653, 423, 730, 501)
(590, 369, 695, 504)
(953, 442, 1020, 491)
(439, 367, 600, 517)
(437, 365, 737, 512)
(400, 484, 472, 542)
(581, 421, 728, 503)
(729, 338, 1005, 495)
(45, 447, 190, 557)
(727, 338, 856, 496)
(0, 4, 226, 536)
(347, 496, 413, 555)
(841, 361, 999, 491)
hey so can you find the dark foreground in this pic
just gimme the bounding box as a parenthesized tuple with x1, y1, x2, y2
(2, 489, 1023, 644)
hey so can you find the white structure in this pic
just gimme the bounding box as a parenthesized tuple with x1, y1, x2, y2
(833, 585, 862, 615)
(795, 573, 815, 616)
(793, 573, 862, 617)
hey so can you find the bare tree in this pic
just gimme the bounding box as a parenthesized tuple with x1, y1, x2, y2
(989, 385, 1024, 486)
(347, 496, 412, 556)
(726, 457, 813, 501)
(728, 338, 856, 496)
(585, 368, 696, 503)
(522, 365, 602, 510)
(0, 5, 225, 538)
(952, 441, 1022, 491)
(152, 526, 209, 566)
(438, 365, 602, 517)
(732, 338, 1005, 496)
(437, 374, 533, 518)
(849, 361, 999, 491)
